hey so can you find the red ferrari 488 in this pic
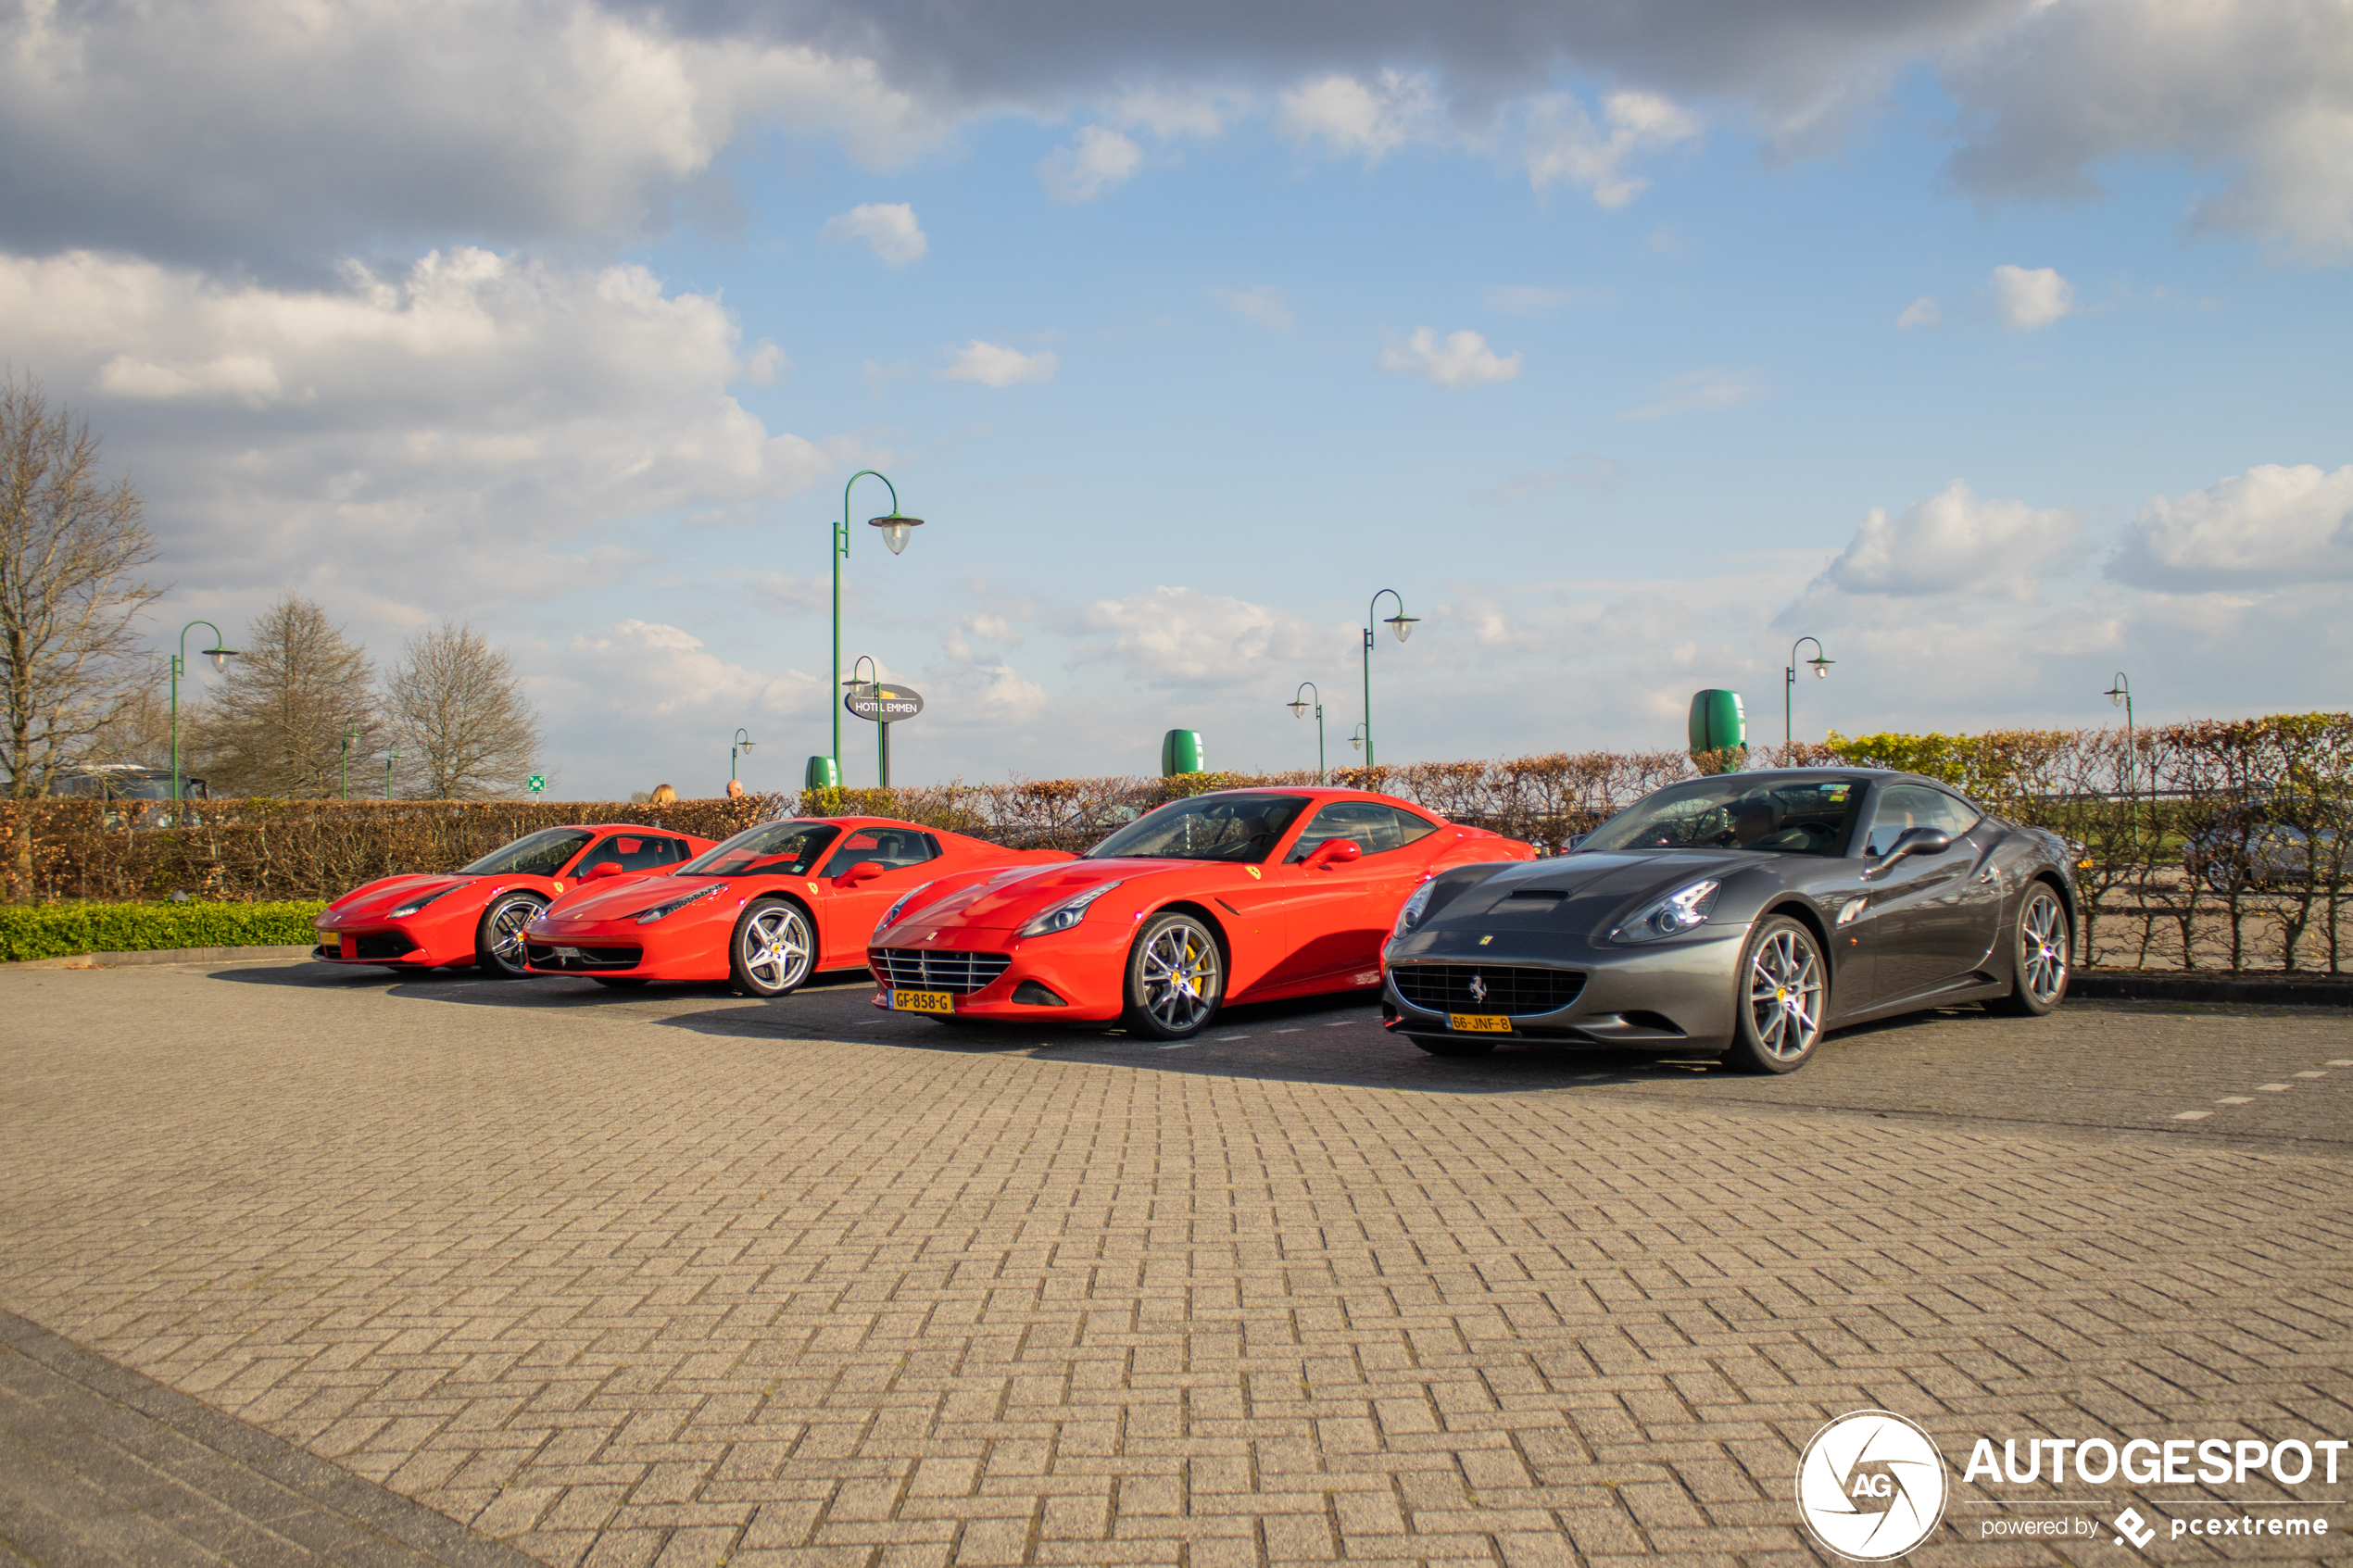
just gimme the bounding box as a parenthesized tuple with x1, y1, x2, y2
(866, 787, 1536, 1039)
(312, 822, 717, 976)
(522, 815, 1072, 995)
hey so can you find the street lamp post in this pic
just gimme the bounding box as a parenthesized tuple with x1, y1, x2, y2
(1784, 636, 1834, 748)
(829, 470, 924, 784)
(1287, 683, 1326, 784)
(169, 621, 236, 806)
(1348, 721, 1368, 757)
(339, 722, 359, 800)
(385, 745, 398, 800)
(1359, 590, 1419, 772)
(731, 727, 755, 783)
(2105, 672, 2135, 835)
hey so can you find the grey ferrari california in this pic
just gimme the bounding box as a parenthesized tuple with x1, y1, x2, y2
(1379, 769, 2077, 1073)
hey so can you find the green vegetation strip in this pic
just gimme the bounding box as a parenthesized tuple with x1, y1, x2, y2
(0, 901, 327, 963)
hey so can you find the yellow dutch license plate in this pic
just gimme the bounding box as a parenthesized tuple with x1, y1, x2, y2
(1449, 1012, 1512, 1034)
(892, 988, 955, 1014)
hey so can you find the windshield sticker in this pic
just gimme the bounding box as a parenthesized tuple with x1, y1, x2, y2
(1824, 784, 1852, 801)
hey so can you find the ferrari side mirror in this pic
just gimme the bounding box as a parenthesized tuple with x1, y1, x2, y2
(1863, 827, 1952, 881)
(837, 859, 887, 886)
(1304, 838, 1364, 871)
(585, 860, 626, 881)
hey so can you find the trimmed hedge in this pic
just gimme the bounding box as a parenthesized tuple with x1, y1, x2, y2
(0, 900, 328, 962)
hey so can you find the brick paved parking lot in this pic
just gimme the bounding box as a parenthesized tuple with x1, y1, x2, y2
(3, 959, 2350, 1565)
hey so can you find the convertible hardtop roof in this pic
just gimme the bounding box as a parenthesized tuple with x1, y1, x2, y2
(1180, 784, 1445, 813)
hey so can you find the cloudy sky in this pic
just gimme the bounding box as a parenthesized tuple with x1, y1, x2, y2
(7, 0, 2349, 796)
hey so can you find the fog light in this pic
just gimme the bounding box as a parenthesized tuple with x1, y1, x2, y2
(1012, 980, 1067, 1007)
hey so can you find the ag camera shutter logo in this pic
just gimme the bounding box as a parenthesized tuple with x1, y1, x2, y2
(1795, 1410, 1948, 1561)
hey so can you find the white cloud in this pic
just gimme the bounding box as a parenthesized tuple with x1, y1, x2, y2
(1992, 265, 2074, 330)
(1277, 71, 1444, 161)
(1817, 479, 2081, 599)
(1211, 284, 1295, 332)
(1622, 367, 1768, 420)
(2112, 463, 2353, 587)
(937, 340, 1058, 387)
(1106, 86, 1243, 141)
(1523, 90, 1703, 207)
(1940, 0, 2353, 262)
(821, 202, 928, 265)
(1079, 586, 1336, 689)
(0, 0, 941, 262)
(1037, 126, 1143, 203)
(1377, 328, 1522, 388)
(0, 246, 847, 614)
(1897, 295, 1942, 328)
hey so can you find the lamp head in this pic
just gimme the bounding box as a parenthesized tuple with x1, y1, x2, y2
(1288, 699, 1308, 718)
(204, 647, 235, 672)
(2105, 682, 2126, 707)
(868, 513, 924, 556)
(739, 738, 755, 752)
(1808, 654, 1833, 679)
(1350, 733, 1364, 752)
(1384, 611, 1419, 645)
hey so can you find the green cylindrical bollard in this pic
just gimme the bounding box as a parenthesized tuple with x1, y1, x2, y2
(804, 754, 841, 790)
(1161, 730, 1204, 777)
(1687, 690, 1747, 773)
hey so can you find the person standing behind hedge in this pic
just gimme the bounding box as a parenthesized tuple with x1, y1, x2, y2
(649, 783, 677, 805)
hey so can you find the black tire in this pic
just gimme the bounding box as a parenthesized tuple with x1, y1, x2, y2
(1722, 915, 1827, 1074)
(1124, 910, 1224, 1041)
(475, 892, 546, 977)
(729, 897, 815, 997)
(591, 976, 650, 989)
(1410, 1035, 1497, 1057)
(1985, 882, 2070, 1017)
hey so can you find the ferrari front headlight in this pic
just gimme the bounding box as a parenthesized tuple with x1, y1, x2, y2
(634, 883, 724, 925)
(1389, 880, 1437, 944)
(1611, 879, 1721, 944)
(875, 881, 937, 938)
(1018, 881, 1124, 938)
(388, 886, 455, 919)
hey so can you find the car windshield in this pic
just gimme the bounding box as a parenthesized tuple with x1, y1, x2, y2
(679, 821, 842, 877)
(1582, 775, 1869, 858)
(1085, 794, 1311, 864)
(461, 827, 595, 876)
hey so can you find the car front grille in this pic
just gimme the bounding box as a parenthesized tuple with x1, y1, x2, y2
(524, 942, 642, 972)
(870, 947, 1013, 995)
(353, 933, 417, 960)
(1390, 963, 1586, 1016)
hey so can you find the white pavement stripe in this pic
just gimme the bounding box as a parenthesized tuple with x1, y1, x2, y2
(2295, 1071, 2328, 1078)
(2258, 1084, 2293, 1092)
(2174, 1110, 2215, 1121)
(2220, 1097, 2256, 1105)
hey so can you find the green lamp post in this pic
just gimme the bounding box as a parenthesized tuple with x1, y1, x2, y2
(1359, 589, 1418, 771)
(825, 470, 924, 787)
(2105, 672, 2135, 837)
(1784, 636, 1832, 747)
(731, 727, 755, 783)
(1287, 682, 1326, 784)
(169, 621, 235, 806)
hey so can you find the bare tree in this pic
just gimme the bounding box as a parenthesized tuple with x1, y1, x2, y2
(192, 596, 383, 797)
(386, 620, 542, 798)
(0, 374, 164, 897)
(82, 671, 178, 770)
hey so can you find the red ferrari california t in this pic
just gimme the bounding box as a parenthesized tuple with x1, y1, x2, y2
(521, 815, 1073, 995)
(866, 787, 1536, 1039)
(312, 822, 716, 977)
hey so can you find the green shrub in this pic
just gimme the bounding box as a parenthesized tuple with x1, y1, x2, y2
(0, 900, 328, 962)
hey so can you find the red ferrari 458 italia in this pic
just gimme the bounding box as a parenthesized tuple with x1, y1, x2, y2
(521, 815, 1073, 995)
(312, 822, 717, 977)
(866, 787, 1536, 1039)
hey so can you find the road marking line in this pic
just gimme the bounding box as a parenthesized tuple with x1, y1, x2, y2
(2257, 1084, 2292, 1092)
(2295, 1071, 2327, 1078)
(2172, 1110, 2214, 1121)
(2218, 1097, 2256, 1105)
(1271, 1028, 1303, 1035)
(2331, 1060, 2353, 1067)
(1325, 1021, 1353, 1027)
(1576, 1073, 1610, 1081)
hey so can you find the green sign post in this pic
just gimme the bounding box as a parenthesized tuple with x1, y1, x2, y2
(527, 774, 546, 797)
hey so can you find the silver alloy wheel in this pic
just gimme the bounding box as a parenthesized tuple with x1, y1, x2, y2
(482, 894, 541, 975)
(740, 904, 813, 994)
(2020, 887, 2068, 1005)
(1744, 925, 1824, 1062)
(1138, 917, 1220, 1035)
